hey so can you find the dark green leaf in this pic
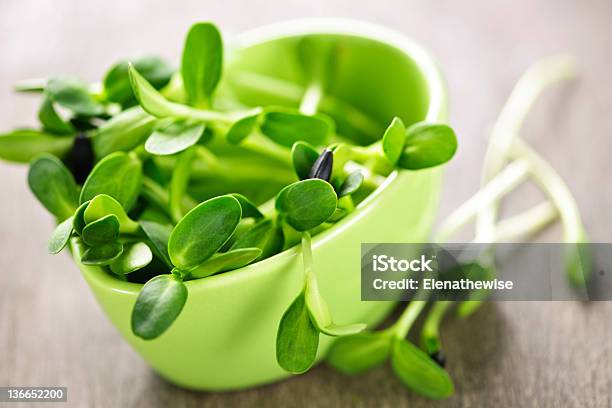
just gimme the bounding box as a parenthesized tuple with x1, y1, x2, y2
(382, 117, 406, 165)
(83, 194, 140, 233)
(398, 123, 457, 170)
(0, 130, 73, 163)
(276, 179, 337, 231)
(181, 22, 223, 107)
(92, 107, 156, 157)
(390, 339, 454, 399)
(28, 153, 79, 219)
(189, 247, 262, 279)
(327, 332, 392, 375)
(72, 201, 90, 236)
(261, 108, 332, 147)
(230, 218, 282, 259)
(48, 216, 74, 254)
(338, 170, 363, 197)
(231, 193, 263, 218)
(145, 120, 204, 155)
(131, 274, 188, 340)
(168, 195, 242, 269)
(110, 242, 153, 275)
(225, 108, 262, 144)
(276, 291, 320, 374)
(291, 141, 319, 180)
(104, 56, 174, 106)
(80, 151, 143, 211)
(81, 214, 120, 246)
(38, 97, 75, 135)
(139, 220, 173, 267)
(46, 76, 104, 117)
(81, 242, 123, 265)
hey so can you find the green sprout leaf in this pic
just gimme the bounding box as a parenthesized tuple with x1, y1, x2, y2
(225, 108, 262, 145)
(83, 194, 140, 233)
(104, 56, 174, 106)
(110, 242, 153, 275)
(38, 97, 75, 135)
(168, 195, 242, 269)
(0, 130, 72, 164)
(338, 170, 363, 197)
(139, 220, 173, 267)
(181, 22, 223, 108)
(28, 153, 79, 219)
(145, 120, 205, 156)
(230, 218, 283, 259)
(80, 151, 143, 211)
(81, 242, 123, 265)
(131, 274, 188, 340)
(260, 108, 332, 147)
(81, 214, 120, 246)
(276, 179, 337, 231)
(390, 338, 455, 399)
(128, 64, 192, 118)
(231, 193, 263, 219)
(45, 76, 104, 117)
(72, 201, 90, 236)
(189, 247, 262, 279)
(276, 290, 319, 374)
(48, 216, 74, 254)
(382, 117, 406, 165)
(398, 123, 457, 170)
(327, 332, 392, 375)
(291, 141, 319, 180)
(92, 107, 156, 157)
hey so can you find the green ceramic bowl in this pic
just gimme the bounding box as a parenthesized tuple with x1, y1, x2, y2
(74, 19, 448, 391)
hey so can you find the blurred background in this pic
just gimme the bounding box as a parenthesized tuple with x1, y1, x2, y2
(1, 0, 611, 406)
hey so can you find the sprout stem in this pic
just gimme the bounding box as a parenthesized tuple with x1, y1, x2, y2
(299, 82, 324, 115)
(421, 301, 452, 354)
(391, 300, 427, 339)
(488, 201, 558, 243)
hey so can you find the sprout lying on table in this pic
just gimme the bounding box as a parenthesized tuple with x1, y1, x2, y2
(0, 22, 460, 398)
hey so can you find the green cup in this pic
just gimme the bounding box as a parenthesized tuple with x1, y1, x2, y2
(75, 19, 448, 391)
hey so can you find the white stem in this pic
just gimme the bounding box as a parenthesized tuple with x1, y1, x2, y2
(476, 55, 577, 241)
(486, 201, 558, 243)
(299, 82, 324, 115)
(510, 138, 584, 242)
(435, 160, 530, 242)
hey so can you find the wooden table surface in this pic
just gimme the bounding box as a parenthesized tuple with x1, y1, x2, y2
(1, 0, 611, 406)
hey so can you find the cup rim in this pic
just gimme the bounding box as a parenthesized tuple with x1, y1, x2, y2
(77, 18, 447, 293)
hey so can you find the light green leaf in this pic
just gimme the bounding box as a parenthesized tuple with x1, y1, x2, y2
(131, 274, 188, 340)
(189, 247, 261, 279)
(92, 107, 156, 157)
(28, 153, 79, 219)
(261, 108, 332, 147)
(83, 194, 140, 233)
(390, 338, 455, 399)
(0, 130, 73, 163)
(398, 123, 458, 170)
(304, 272, 332, 329)
(338, 170, 363, 197)
(104, 56, 174, 106)
(225, 108, 262, 144)
(48, 216, 74, 254)
(46, 76, 104, 117)
(275, 179, 337, 231)
(38, 97, 75, 135)
(181, 22, 223, 107)
(168, 195, 242, 269)
(110, 242, 153, 275)
(231, 193, 263, 218)
(80, 151, 142, 211)
(327, 332, 392, 375)
(382, 117, 406, 165)
(230, 218, 282, 259)
(276, 290, 320, 374)
(145, 120, 204, 155)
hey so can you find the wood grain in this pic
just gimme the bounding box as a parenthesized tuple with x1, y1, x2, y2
(1, 0, 611, 406)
